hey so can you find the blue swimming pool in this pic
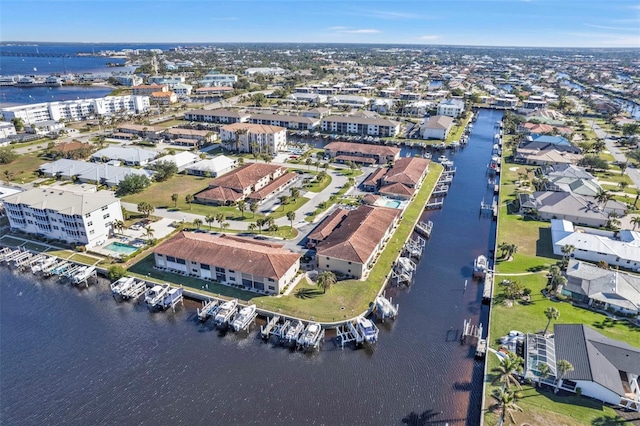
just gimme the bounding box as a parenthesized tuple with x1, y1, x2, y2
(104, 242, 138, 255)
(384, 200, 401, 209)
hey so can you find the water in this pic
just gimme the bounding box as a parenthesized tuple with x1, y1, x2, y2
(0, 109, 501, 425)
(103, 242, 138, 255)
(0, 86, 114, 108)
(384, 200, 402, 209)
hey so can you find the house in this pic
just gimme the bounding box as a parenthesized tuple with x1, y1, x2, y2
(321, 115, 400, 137)
(515, 138, 582, 166)
(248, 113, 320, 130)
(437, 99, 465, 117)
(421, 115, 454, 140)
(551, 219, 640, 271)
(91, 146, 157, 166)
(3, 186, 123, 249)
(378, 157, 430, 200)
(150, 91, 177, 105)
(563, 259, 640, 316)
(546, 324, 639, 411)
(324, 142, 400, 165)
(315, 205, 401, 279)
(219, 123, 287, 154)
(518, 123, 573, 136)
(185, 155, 237, 178)
(148, 151, 199, 172)
(132, 84, 168, 96)
(153, 232, 300, 294)
(184, 108, 250, 124)
(26, 120, 65, 135)
(521, 98, 548, 111)
(39, 159, 153, 187)
(532, 192, 625, 227)
(194, 163, 287, 205)
(287, 93, 327, 104)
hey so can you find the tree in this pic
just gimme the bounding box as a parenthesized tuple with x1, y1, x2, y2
(143, 226, 155, 241)
(622, 122, 640, 137)
(503, 280, 524, 300)
(107, 265, 127, 281)
(221, 222, 230, 232)
(268, 224, 279, 234)
(596, 190, 612, 208)
(0, 147, 18, 165)
(2, 169, 14, 183)
(113, 219, 125, 235)
(286, 210, 296, 230)
(317, 271, 336, 294)
(185, 194, 195, 209)
(618, 181, 629, 191)
(248, 223, 257, 233)
(555, 360, 574, 393)
(505, 243, 518, 260)
(631, 216, 640, 230)
(278, 195, 289, 210)
(233, 128, 248, 152)
(537, 362, 551, 386)
(203, 214, 213, 230)
(10, 117, 24, 132)
(578, 155, 608, 171)
(193, 218, 203, 230)
(628, 149, 640, 166)
(137, 201, 154, 218)
(561, 244, 575, 261)
(543, 306, 560, 335)
(256, 218, 266, 233)
(171, 193, 178, 208)
(289, 187, 300, 201)
(237, 200, 246, 218)
(215, 213, 225, 230)
(116, 174, 151, 196)
(498, 242, 511, 259)
(250, 201, 258, 218)
(151, 160, 178, 182)
(305, 158, 313, 170)
(492, 352, 523, 390)
(492, 388, 523, 426)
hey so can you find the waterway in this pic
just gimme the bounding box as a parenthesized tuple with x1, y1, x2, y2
(0, 109, 501, 426)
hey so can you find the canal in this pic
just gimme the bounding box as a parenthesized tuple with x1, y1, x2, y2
(0, 109, 502, 426)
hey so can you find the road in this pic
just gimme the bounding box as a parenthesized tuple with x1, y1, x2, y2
(589, 120, 640, 189)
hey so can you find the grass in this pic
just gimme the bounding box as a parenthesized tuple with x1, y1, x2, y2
(45, 249, 104, 265)
(154, 119, 188, 128)
(1, 151, 49, 183)
(8, 138, 49, 150)
(302, 174, 332, 193)
(255, 164, 443, 322)
(445, 113, 473, 144)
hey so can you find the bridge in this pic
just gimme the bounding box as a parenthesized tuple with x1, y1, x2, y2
(0, 51, 76, 58)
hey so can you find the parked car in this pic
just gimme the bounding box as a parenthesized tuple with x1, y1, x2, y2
(130, 224, 142, 231)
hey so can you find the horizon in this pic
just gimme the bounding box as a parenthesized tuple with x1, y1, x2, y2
(1, 0, 639, 48)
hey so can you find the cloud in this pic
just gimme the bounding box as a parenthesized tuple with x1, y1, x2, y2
(328, 27, 381, 34)
(584, 23, 639, 31)
(418, 35, 440, 41)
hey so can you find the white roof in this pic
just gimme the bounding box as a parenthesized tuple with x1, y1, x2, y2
(554, 225, 640, 263)
(0, 185, 22, 199)
(3, 187, 119, 215)
(186, 155, 237, 173)
(149, 151, 199, 169)
(39, 159, 153, 186)
(91, 146, 157, 163)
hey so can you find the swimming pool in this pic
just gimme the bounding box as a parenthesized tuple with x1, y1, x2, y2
(384, 200, 402, 209)
(104, 242, 138, 255)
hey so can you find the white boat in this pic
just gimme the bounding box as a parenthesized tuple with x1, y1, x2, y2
(214, 299, 238, 326)
(231, 304, 257, 332)
(144, 285, 168, 305)
(298, 322, 322, 347)
(283, 320, 304, 343)
(110, 276, 135, 295)
(473, 255, 488, 278)
(438, 155, 448, 163)
(356, 316, 378, 344)
(375, 295, 398, 319)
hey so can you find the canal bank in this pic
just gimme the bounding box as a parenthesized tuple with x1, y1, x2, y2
(1, 109, 502, 426)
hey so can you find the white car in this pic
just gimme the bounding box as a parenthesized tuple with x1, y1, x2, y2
(130, 224, 142, 231)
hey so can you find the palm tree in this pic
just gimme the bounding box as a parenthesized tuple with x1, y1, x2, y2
(205, 214, 215, 230)
(498, 242, 511, 259)
(185, 194, 194, 209)
(492, 352, 523, 391)
(286, 210, 296, 231)
(250, 202, 258, 218)
(279, 195, 289, 211)
(631, 216, 640, 230)
(113, 219, 125, 235)
(596, 190, 612, 208)
(215, 213, 225, 230)
(171, 193, 178, 208)
(305, 157, 313, 170)
(237, 200, 246, 218)
(561, 244, 575, 261)
(317, 270, 336, 294)
(193, 218, 203, 230)
(143, 226, 155, 242)
(248, 223, 257, 233)
(537, 362, 551, 386)
(289, 187, 300, 201)
(234, 128, 248, 153)
(555, 360, 574, 393)
(256, 218, 266, 233)
(543, 306, 560, 335)
(492, 388, 523, 426)
(618, 181, 629, 191)
(220, 222, 230, 232)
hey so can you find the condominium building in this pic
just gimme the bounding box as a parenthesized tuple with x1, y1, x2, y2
(436, 99, 465, 118)
(3, 187, 123, 248)
(321, 115, 400, 137)
(1, 96, 150, 125)
(219, 123, 287, 153)
(184, 108, 250, 124)
(132, 84, 168, 96)
(198, 72, 238, 87)
(248, 113, 320, 130)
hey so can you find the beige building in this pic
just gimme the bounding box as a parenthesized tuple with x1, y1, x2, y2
(315, 205, 400, 279)
(219, 123, 287, 154)
(154, 232, 300, 294)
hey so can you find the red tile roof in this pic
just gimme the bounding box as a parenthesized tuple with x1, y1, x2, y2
(208, 163, 285, 192)
(308, 208, 349, 242)
(325, 141, 400, 158)
(383, 157, 430, 187)
(247, 172, 297, 201)
(154, 232, 300, 280)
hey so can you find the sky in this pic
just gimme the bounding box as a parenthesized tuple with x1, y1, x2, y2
(1, 0, 639, 48)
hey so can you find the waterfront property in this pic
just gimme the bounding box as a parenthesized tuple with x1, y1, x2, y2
(529, 192, 626, 227)
(0, 96, 150, 125)
(551, 219, 640, 272)
(320, 115, 400, 137)
(315, 205, 401, 279)
(248, 113, 320, 130)
(437, 98, 465, 118)
(153, 232, 300, 294)
(324, 141, 400, 165)
(184, 108, 250, 124)
(378, 156, 430, 200)
(219, 123, 287, 153)
(421, 115, 454, 140)
(564, 259, 640, 316)
(132, 84, 168, 96)
(3, 186, 122, 249)
(525, 324, 640, 412)
(194, 163, 288, 205)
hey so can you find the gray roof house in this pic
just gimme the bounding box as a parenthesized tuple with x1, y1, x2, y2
(91, 146, 157, 166)
(39, 159, 153, 187)
(533, 191, 626, 228)
(564, 259, 640, 315)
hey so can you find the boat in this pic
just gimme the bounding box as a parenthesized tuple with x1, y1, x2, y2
(110, 276, 135, 295)
(0, 76, 16, 86)
(422, 152, 432, 160)
(375, 295, 398, 320)
(473, 255, 488, 278)
(356, 316, 378, 344)
(214, 299, 238, 326)
(437, 154, 448, 163)
(231, 304, 257, 332)
(283, 320, 304, 344)
(144, 284, 168, 305)
(298, 322, 322, 347)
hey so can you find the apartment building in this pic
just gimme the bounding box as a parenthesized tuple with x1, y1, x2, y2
(247, 113, 320, 130)
(184, 108, 250, 124)
(219, 123, 287, 153)
(321, 115, 400, 137)
(436, 99, 465, 118)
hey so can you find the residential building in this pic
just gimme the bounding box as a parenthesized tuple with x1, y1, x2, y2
(437, 99, 465, 117)
(219, 123, 287, 154)
(328, 95, 371, 108)
(172, 83, 193, 97)
(149, 151, 200, 172)
(112, 75, 143, 87)
(1, 96, 150, 125)
(194, 86, 234, 97)
(244, 67, 286, 76)
(324, 141, 400, 165)
(151, 91, 177, 105)
(0, 121, 16, 139)
(302, 107, 331, 119)
(379, 157, 430, 200)
(132, 84, 168, 96)
(39, 159, 153, 187)
(26, 120, 65, 135)
(315, 205, 401, 279)
(362, 167, 390, 192)
(91, 146, 157, 166)
(153, 232, 300, 294)
(563, 259, 640, 316)
(148, 76, 186, 88)
(531, 192, 625, 227)
(551, 219, 640, 271)
(287, 93, 327, 104)
(198, 72, 238, 87)
(521, 98, 548, 111)
(248, 113, 320, 130)
(184, 108, 250, 124)
(321, 115, 400, 137)
(3, 186, 123, 248)
(195, 163, 287, 205)
(115, 124, 164, 139)
(185, 155, 237, 178)
(164, 128, 215, 146)
(421, 115, 454, 140)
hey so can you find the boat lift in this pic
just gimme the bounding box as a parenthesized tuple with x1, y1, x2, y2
(431, 184, 450, 197)
(414, 220, 433, 238)
(42, 259, 67, 276)
(22, 253, 45, 270)
(425, 197, 444, 210)
(145, 284, 170, 308)
(280, 320, 304, 346)
(260, 315, 282, 340)
(197, 298, 220, 322)
(49, 260, 71, 276)
(120, 280, 147, 300)
(461, 319, 483, 345)
(296, 322, 324, 352)
(403, 236, 425, 259)
(61, 264, 85, 279)
(10, 251, 33, 268)
(70, 265, 96, 287)
(2, 249, 23, 263)
(231, 305, 258, 332)
(214, 299, 238, 327)
(31, 256, 56, 274)
(375, 294, 399, 321)
(0, 247, 13, 261)
(335, 320, 364, 349)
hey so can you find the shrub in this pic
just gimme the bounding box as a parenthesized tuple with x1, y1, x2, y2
(107, 265, 127, 281)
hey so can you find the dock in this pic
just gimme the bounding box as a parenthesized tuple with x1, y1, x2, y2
(296, 322, 324, 352)
(414, 220, 433, 238)
(231, 305, 258, 332)
(214, 299, 238, 327)
(335, 320, 364, 349)
(197, 298, 220, 322)
(120, 280, 147, 300)
(431, 184, 450, 197)
(425, 197, 444, 210)
(461, 319, 483, 345)
(260, 315, 282, 340)
(70, 265, 97, 287)
(375, 294, 399, 322)
(403, 236, 425, 259)
(482, 271, 494, 305)
(145, 284, 183, 311)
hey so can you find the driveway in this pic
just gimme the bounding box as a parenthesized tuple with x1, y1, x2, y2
(589, 120, 640, 189)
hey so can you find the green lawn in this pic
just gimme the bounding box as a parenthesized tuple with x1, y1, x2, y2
(303, 174, 332, 193)
(1, 151, 49, 183)
(255, 164, 444, 321)
(445, 113, 473, 144)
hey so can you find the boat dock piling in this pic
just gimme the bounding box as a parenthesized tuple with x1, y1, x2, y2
(261, 315, 282, 339)
(425, 197, 444, 210)
(482, 271, 494, 305)
(2, 248, 24, 264)
(414, 220, 433, 238)
(335, 320, 364, 349)
(0, 247, 13, 261)
(403, 236, 425, 258)
(480, 198, 497, 218)
(121, 280, 147, 300)
(432, 184, 450, 197)
(375, 294, 399, 321)
(461, 319, 483, 345)
(197, 298, 220, 322)
(10, 250, 33, 268)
